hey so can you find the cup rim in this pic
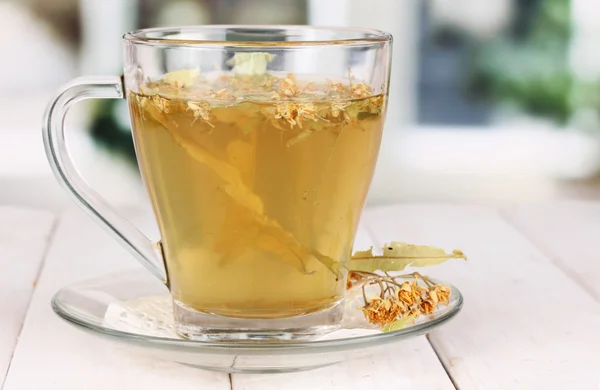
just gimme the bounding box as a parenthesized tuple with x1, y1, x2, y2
(123, 25, 393, 48)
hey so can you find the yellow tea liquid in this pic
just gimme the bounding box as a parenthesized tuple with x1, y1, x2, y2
(128, 72, 385, 319)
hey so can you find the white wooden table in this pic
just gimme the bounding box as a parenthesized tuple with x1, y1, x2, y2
(2, 202, 600, 389)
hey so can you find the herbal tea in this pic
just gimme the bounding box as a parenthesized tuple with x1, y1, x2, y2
(128, 66, 386, 319)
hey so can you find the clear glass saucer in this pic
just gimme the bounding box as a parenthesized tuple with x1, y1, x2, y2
(52, 270, 463, 373)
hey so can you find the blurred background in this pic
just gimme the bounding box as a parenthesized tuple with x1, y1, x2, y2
(2, 0, 600, 211)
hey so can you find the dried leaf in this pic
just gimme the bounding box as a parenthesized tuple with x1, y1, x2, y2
(352, 247, 374, 258)
(381, 314, 417, 332)
(286, 129, 312, 147)
(240, 116, 265, 136)
(164, 68, 200, 88)
(228, 52, 275, 76)
(311, 250, 343, 280)
(349, 242, 466, 272)
(165, 123, 340, 277)
(341, 102, 363, 124)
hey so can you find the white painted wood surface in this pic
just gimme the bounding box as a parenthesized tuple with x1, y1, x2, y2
(3, 203, 600, 389)
(363, 205, 600, 389)
(0, 207, 54, 388)
(2, 210, 230, 390)
(503, 201, 600, 302)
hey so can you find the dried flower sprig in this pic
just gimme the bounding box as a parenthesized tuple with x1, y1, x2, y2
(348, 271, 452, 331)
(346, 241, 465, 331)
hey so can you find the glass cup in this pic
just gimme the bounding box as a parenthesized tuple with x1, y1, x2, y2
(43, 26, 393, 340)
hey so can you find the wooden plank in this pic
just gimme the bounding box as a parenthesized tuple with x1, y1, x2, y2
(362, 205, 600, 389)
(0, 207, 55, 388)
(231, 225, 456, 390)
(503, 201, 600, 302)
(3, 209, 230, 390)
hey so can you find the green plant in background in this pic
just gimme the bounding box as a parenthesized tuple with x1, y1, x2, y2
(467, 0, 574, 125)
(89, 99, 137, 164)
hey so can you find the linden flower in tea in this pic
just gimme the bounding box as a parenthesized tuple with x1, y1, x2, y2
(128, 54, 387, 319)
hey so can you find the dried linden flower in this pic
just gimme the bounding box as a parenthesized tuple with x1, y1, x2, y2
(362, 297, 403, 326)
(433, 285, 451, 305)
(331, 102, 350, 118)
(397, 281, 416, 306)
(326, 80, 345, 95)
(351, 83, 372, 99)
(152, 95, 171, 113)
(279, 73, 299, 97)
(348, 271, 455, 332)
(187, 101, 214, 127)
(274, 102, 320, 129)
(274, 103, 299, 127)
(420, 299, 435, 314)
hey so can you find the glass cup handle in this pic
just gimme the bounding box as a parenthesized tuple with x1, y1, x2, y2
(42, 76, 168, 283)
